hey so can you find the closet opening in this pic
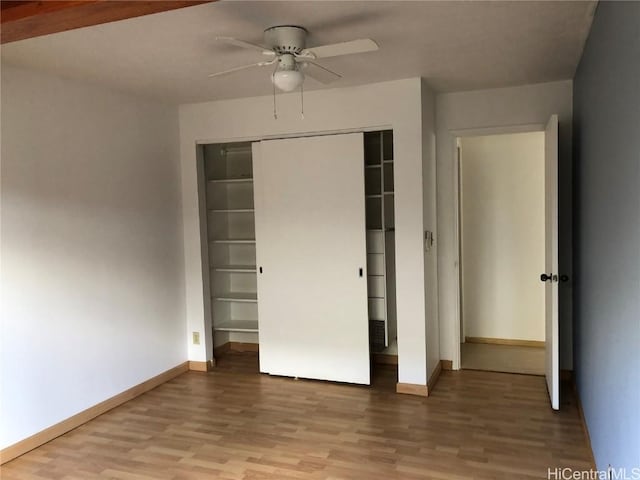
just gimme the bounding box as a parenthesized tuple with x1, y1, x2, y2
(364, 131, 399, 380)
(200, 142, 259, 356)
(198, 130, 399, 385)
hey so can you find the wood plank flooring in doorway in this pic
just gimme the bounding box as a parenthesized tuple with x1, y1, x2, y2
(1, 351, 592, 479)
(461, 342, 546, 376)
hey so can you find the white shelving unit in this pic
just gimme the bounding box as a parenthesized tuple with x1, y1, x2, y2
(203, 143, 260, 343)
(214, 292, 258, 303)
(214, 265, 257, 273)
(210, 208, 255, 213)
(209, 178, 254, 184)
(364, 131, 397, 352)
(210, 239, 256, 244)
(214, 320, 259, 332)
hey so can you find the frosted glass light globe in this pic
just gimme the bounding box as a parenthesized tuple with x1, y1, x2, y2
(273, 69, 304, 92)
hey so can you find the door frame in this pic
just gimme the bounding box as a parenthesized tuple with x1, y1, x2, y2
(450, 123, 546, 371)
(194, 125, 393, 147)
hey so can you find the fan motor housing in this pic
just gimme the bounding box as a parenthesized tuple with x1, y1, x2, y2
(264, 25, 308, 55)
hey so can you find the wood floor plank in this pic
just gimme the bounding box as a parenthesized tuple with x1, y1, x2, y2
(1, 351, 592, 479)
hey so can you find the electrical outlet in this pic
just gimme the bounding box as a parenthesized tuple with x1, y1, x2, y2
(192, 332, 200, 345)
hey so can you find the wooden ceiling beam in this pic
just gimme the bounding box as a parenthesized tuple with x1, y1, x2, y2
(1, 1, 213, 44)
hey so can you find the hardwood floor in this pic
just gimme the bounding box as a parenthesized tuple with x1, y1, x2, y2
(461, 342, 545, 375)
(1, 352, 593, 479)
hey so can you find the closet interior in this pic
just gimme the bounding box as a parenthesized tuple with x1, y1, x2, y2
(201, 131, 397, 359)
(364, 130, 397, 353)
(202, 142, 259, 348)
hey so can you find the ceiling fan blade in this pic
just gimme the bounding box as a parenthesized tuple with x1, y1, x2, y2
(216, 36, 275, 56)
(208, 60, 275, 78)
(301, 61, 342, 84)
(301, 38, 378, 59)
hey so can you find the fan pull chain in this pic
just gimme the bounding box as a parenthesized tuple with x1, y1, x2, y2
(300, 82, 304, 120)
(272, 73, 278, 120)
(271, 60, 280, 120)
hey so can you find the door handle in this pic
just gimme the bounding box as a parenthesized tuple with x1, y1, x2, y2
(540, 273, 558, 282)
(359, 268, 363, 277)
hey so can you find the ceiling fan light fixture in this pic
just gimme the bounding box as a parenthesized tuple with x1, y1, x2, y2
(272, 68, 305, 92)
(211, 27, 379, 97)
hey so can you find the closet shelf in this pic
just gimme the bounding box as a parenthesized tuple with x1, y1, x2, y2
(213, 265, 257, 273)
(222, 145, 252, 153)
(208, 177, 253, 184)
(383, 159, 394, 164)
(214, 320, 258, 333)
(210, 239, 256, 244)
(213, 292, 258, 303)
(365, 164, 381, 169)
(209, 208, 255, 213)
(368, 274, 384, 277)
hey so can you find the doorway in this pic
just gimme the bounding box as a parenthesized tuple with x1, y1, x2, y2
(457, 131, 546, 376)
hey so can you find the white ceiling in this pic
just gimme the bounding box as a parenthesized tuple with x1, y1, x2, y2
(0, 1, 596, 104)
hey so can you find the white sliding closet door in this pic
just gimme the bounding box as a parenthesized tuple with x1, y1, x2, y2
(252, 133, 370, 384)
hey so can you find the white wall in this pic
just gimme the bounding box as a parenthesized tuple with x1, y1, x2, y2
(179, 78, 435, 387)
(436, 80, 573, 369)
(460, 132, 545, 342)
(0, 65, 186, 449)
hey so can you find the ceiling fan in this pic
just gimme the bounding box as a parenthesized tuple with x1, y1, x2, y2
(209, 26, 379, 92)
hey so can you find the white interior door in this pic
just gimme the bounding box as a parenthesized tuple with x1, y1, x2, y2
(544, 115, 560, 410)
(252, 133, 370, 384)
